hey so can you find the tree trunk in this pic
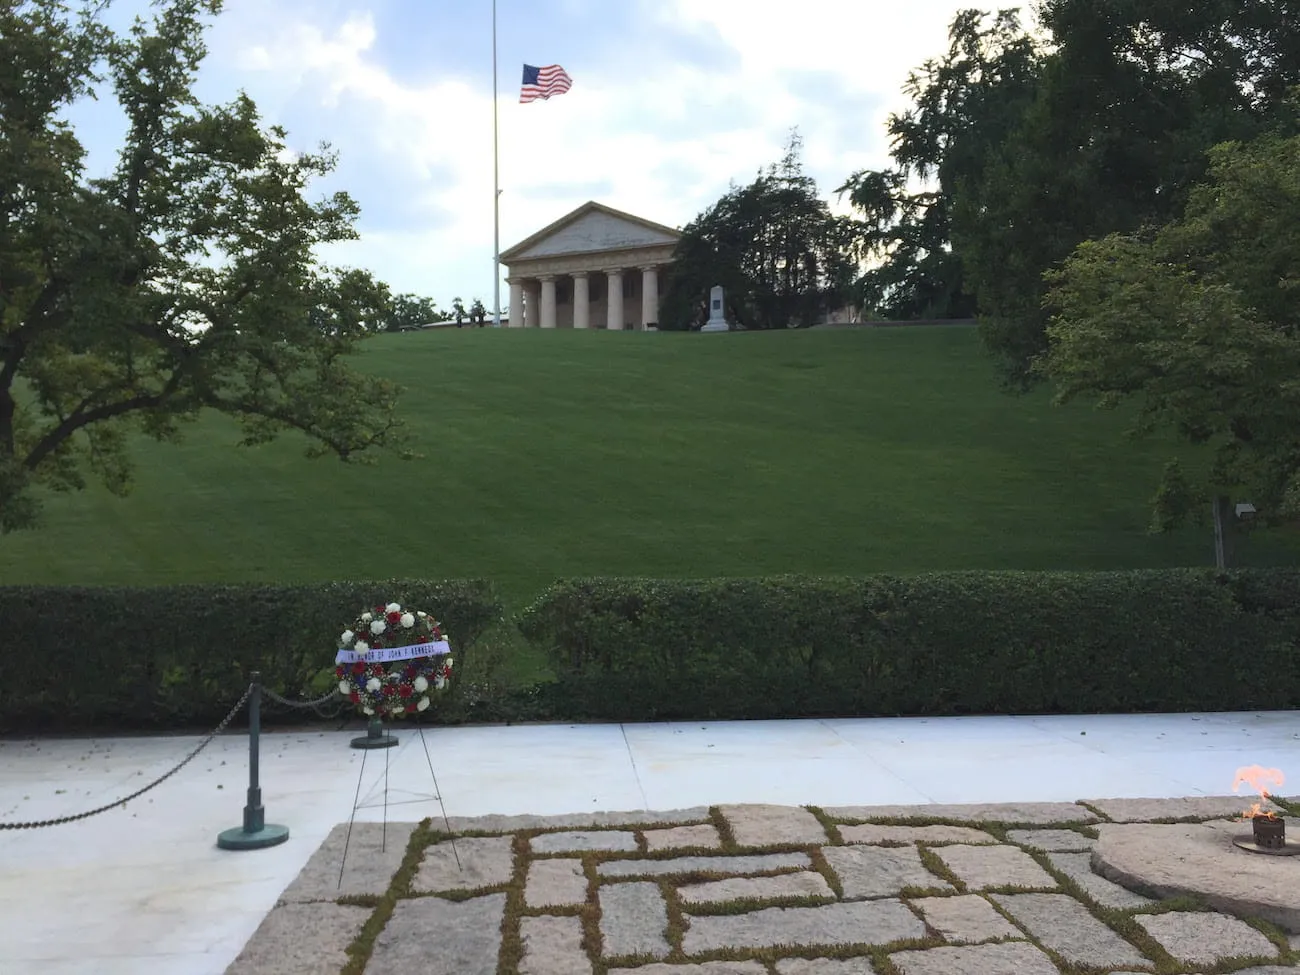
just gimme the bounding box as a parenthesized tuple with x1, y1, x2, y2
(1212, 494, 1234, 570)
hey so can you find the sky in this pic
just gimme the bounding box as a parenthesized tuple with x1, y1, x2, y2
(64, 0, 990, 314)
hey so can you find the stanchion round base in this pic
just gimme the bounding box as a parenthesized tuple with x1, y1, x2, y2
(217, 823, 290, 850)
(351, 732, 398, 749)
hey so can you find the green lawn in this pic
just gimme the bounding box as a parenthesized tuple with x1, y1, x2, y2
(3, 326, 1295, 608)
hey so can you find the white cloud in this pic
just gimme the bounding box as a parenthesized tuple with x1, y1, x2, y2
(199, 0, 975, 310)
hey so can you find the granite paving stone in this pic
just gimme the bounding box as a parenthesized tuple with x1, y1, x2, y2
(1006, 829, 1095, 852)
(678, 870, 834, 905)
(224, 902, 370, 975)
(525, 857, 589, 908)
(719, 804, 829, 846)
(682, 899, 924, 953)
(1083, 796, 1283, 823)
(533, 830, 639, 853)
(367, 892, 505, 975)
(910, 894, 1022, 944)
(1045, 852, 1154, 909)
(1135, 911, 1280, 966)
(598, 852, 811, 878)
(606, 964, 767, 974)
(775, 960, 877, 974)
(826, 802, 1095, 824)
(991, 892, 1148, 968)
(599, 881, 671, 959)
(278, 822, 414, 902)
(413, 835, 515, 893)
(839, 824, 998, 846)
(519, 915, 592, 975)
(822, 845, 953, 899)
(889, 941, 1062, 975)
(644, 824, 723, 851)
(933, 844, 1057, 890)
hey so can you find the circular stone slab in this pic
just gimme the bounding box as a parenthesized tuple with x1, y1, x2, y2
(1092, 819, 1300, 934)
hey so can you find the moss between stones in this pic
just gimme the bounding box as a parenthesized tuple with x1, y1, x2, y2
(806, 805, 844, 845)
(914, 844, 966, 893)
(339, 818, 433, 975)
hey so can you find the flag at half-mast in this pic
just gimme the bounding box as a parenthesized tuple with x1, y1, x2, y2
(520, 64, 572, 103)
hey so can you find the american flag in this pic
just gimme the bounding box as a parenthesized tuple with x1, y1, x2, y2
(520, 64, 572, 103)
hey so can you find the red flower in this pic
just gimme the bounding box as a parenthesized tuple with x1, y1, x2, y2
(399, 684, 413, 699)
(404, 665, 417, 679)
(373, 605, 384, 616)
(383, 684, 397, 696)
(433, 628, 442, 640)
(372, 640, 383, 649)
(419, 636, 430, 644)
(335, 666, 345, 678)
(405, 703, 417, 712)
(352, 662, 366, 675)
(370, 664, 384, 676)
(349, 691, 360, 703)
(386, 610, 401, 625)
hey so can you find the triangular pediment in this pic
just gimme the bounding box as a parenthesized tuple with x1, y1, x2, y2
(502, 202, 680, 262)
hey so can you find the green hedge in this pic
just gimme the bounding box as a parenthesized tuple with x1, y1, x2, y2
(516, 570, 1300, 721)
(0, 579, 501, 732)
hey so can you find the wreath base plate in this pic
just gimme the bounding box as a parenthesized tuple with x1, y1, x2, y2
(217, 822, 290, 850)
(351, 716, 400, 750)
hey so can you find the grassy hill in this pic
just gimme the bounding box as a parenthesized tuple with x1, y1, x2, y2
(3, 326, 1295, 607)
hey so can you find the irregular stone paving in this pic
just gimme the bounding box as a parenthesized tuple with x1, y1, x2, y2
(227, 801, 1300, 975)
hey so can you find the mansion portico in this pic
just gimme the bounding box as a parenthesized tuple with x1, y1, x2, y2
(501, 202, 680, 330)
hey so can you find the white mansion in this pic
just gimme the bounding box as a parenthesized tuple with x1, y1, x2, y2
(502, 201, 680, 330)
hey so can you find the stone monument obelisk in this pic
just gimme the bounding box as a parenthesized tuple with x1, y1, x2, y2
(700, 285, 730, 332)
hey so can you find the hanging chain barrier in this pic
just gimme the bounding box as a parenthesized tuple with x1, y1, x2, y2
(0, 682, 255, 831)
(259, 686, 346, 719)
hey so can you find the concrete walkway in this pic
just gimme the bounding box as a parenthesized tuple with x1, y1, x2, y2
(0, 710, 1296, 974)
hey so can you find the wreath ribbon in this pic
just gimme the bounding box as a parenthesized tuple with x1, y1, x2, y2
(335, 640, 452, 664)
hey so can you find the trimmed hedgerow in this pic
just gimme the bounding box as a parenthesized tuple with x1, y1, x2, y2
(0, 579, 500, 732)
(515, 570, 1300, 721)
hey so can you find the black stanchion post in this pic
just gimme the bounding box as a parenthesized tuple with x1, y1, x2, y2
(218, 671, 290, 851)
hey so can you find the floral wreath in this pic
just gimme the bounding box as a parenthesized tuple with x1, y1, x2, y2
(333, 602, 454, 718)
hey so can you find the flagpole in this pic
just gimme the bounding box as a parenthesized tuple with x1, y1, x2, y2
(491, 0, 501, 327)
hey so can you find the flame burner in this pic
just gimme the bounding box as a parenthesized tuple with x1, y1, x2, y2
(1233, 814, 1300, 856)
(1254, 815, 1285, 849)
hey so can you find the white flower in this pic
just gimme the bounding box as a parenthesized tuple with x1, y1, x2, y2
(389, 704, 404, 715)
(370, 620, 386, 635)
(340, 629, 355, 645)
(354, 640, 369, 653)
(386, 602, 401, 613)
(434, 675, 447, 690)
(400, 612, 415, 629)
(365, 677, 381, 692)
(337, 680, 350, 695)
(445, 658, 454, 670)
(416, 610, 427, 618)
(417, 696, 430, 711)
(361, 612, 373, 622)
(362, 706, 374, 715)
(413, 676, 428, 693)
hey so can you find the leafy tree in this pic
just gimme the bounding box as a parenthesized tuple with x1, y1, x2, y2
(966, 0, 1300, 386)
(1039, 131, 1300, 533)
(385, 293, 444, 332)
(450, 297, 467, 325)
(468, 298, 486, 326)
(0, 0, 410, 532)
(659, 131, 855, 330)
(837, 9, 1041, 321)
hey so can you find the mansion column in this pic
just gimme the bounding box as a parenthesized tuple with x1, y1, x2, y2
(508, 279, 523, 328)
(524, 280, 541, 327)
(572, 272, 590, 329)
(540, 276, 557, 329)
(641, 265, 660, 328)
(606, 268, 624, 330)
